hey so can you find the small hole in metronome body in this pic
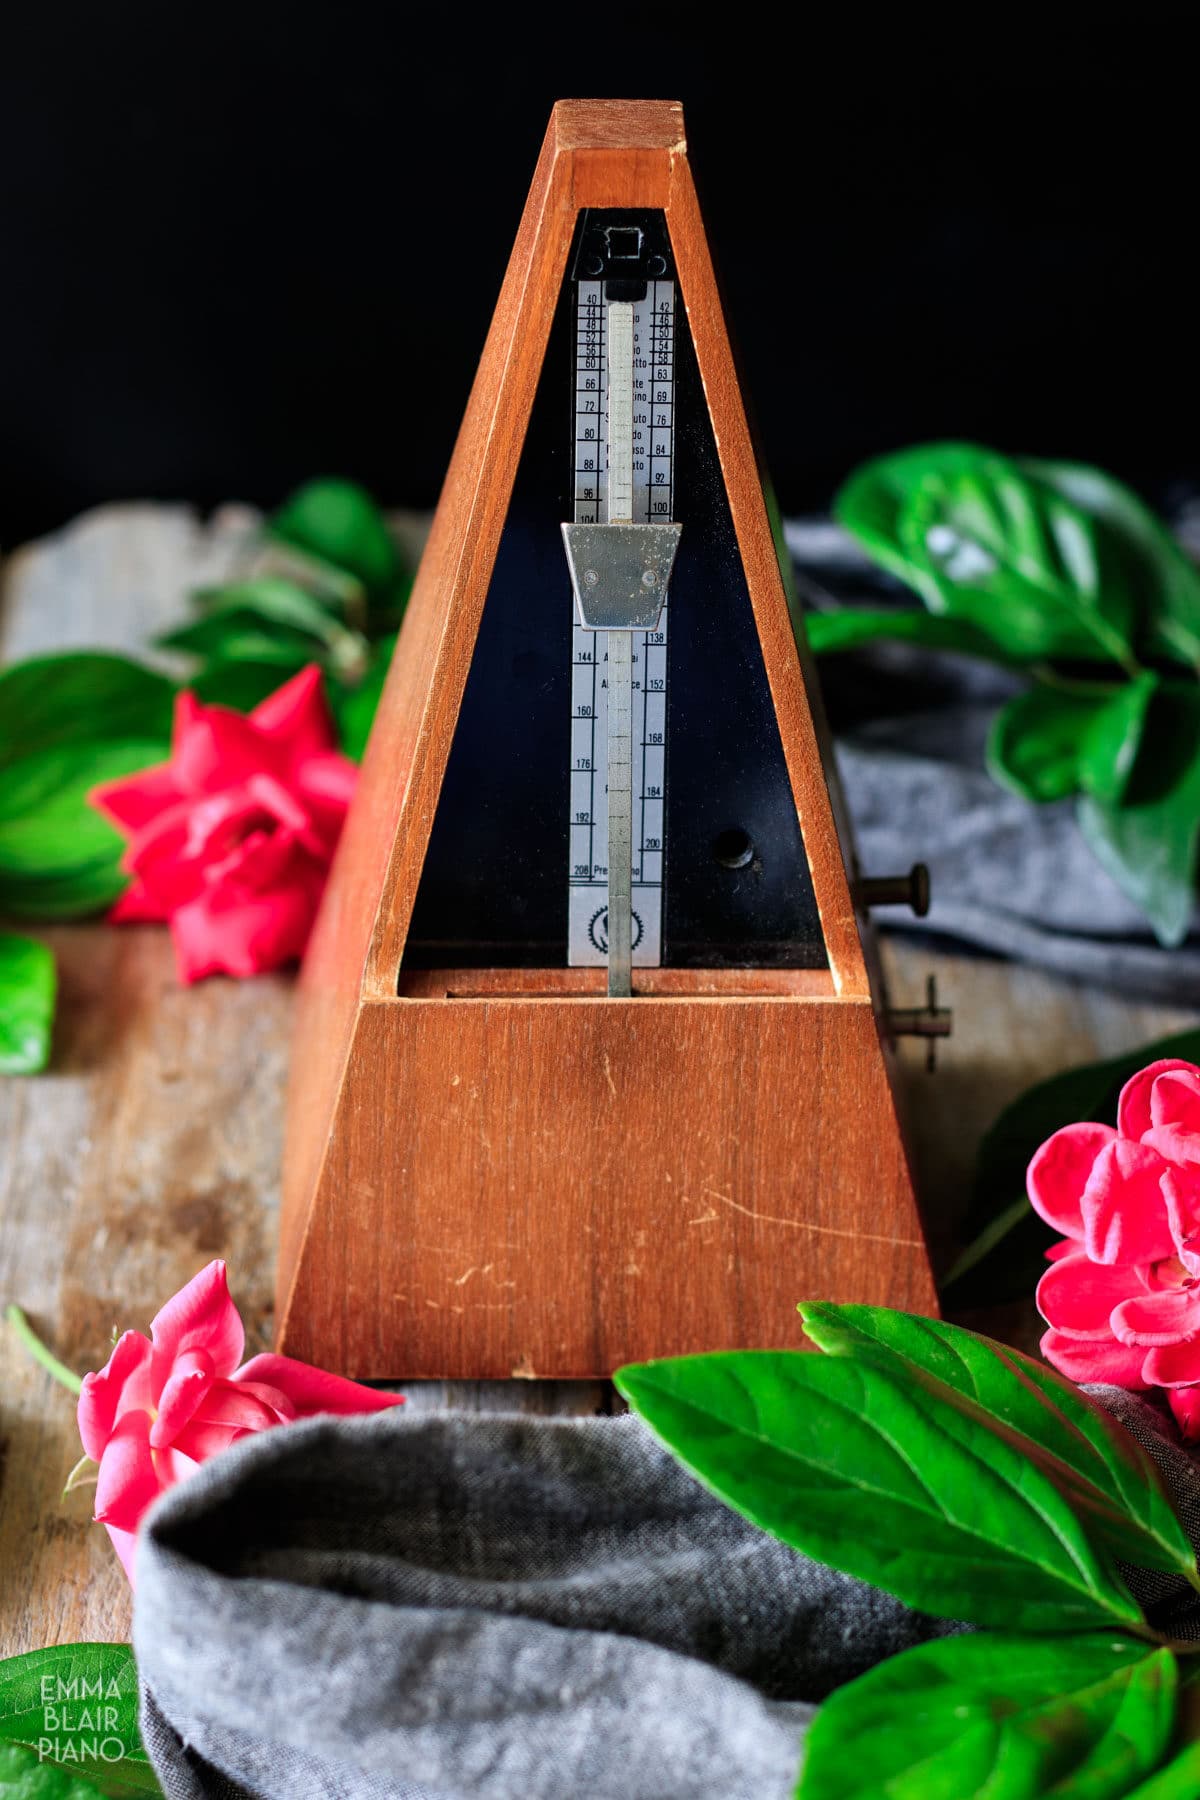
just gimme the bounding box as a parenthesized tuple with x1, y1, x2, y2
(712, 828, 755, 871)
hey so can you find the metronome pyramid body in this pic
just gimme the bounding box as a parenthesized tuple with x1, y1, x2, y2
(277, 99, 938, 1378)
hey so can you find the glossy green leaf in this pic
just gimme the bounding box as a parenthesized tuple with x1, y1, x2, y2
(0, 743, 163, 884)
(0, 936, 56, 1075)
(165, 576, 369, 677)
(1027, 458, 1200, 671)
(267, 478, 405, 607)
(798, 1304, 1198, 1583)
(615, 1351, 1145, 1632)
(836, 443, 1140, 666)
(1122, 1744, 1200, 1798)
(1081, 674, 1160, 805)
(159, 616, 321, 667)
(1078, 691, 1200, 947)
(0, 863, 130, 923)
(0, 654, 174, 770)
(188, 654, 311, 712)
(332, 634, 396, 761)
(944, 1027, 1200, 1308)
(987, 683, 1109, 803)
(802, 607, 1010, 661)
(796, 1634, 1175, 1800)
(0, 1644, 162, 1795)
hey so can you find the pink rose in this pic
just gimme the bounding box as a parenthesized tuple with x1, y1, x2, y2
(78, 1261, 401, 1581)
(1029, 1058, 1200, 1435)
(90, 665, 356, 982)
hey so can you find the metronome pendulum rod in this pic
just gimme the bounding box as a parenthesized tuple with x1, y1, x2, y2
(603, 301, 635, 994)
(563, 295, 681, 996)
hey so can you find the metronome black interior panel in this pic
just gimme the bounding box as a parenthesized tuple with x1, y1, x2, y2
(401, 206, 827, 974)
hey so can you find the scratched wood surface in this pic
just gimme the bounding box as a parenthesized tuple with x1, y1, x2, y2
(1, 502, 1195, 1653)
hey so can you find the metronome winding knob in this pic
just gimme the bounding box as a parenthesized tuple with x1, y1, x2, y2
(854, 864, 931, 918)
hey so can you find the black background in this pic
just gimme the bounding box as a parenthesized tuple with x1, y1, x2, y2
(2, 10, 1196, 546)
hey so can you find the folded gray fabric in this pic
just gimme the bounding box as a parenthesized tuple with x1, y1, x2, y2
(134, 1409, 960, 1800)
(134, 1393, 1200, 1799)
(786, 519, 1200, 999)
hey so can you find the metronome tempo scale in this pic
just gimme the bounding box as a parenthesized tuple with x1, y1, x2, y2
(277, 100, 949, 1380)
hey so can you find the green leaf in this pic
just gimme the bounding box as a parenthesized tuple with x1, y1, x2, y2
(987, 684, 1109, 803)
(0, 863, 130, 923)
(1027, 458, 1200, 670)
(615, 1351, 1146, 1632)
(796, 1634, 1175, 1800)
(188, 654, 311, 713)
(158, 616, 321, 667)
(1122, 1743, 1200, 1798)
(0, 743, 164, 885)
(0, 655, 174, 771)
(267, 478, 405, 608)
(0, 1644, 162, 1795)
(331, 634, 396, 761)
(1078, 688, 1200, 947)
(944, 1026, 1200, 1309)
(1081, 675, 1160, 805)
(0, 935, 56, 1075)
(836, 443, 1141, 667)
(166, 577, 369, 676)
(798, 1304, 1198, 1584)
(802, 607, 1012, 661)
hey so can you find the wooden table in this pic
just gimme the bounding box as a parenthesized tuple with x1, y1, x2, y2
(2, 505, 1195, 1656)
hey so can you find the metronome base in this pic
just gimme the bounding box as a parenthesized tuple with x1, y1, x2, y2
(275, 988, 938, 1380)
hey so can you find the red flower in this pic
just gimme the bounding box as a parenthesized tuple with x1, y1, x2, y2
(77, 1261, 401, 1581)
(91, 666, 355, 982)
(1029, 1058, 1200, 1434)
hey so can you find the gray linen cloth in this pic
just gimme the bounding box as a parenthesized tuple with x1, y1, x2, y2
(133, 1409, 957, 1800)
(134, 1394, 1200, 1800)
(787, 519, 1200, 1000)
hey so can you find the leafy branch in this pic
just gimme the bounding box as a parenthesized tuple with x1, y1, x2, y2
(617, 1305, 1200, 1798)
(813, 444, 1200, 947)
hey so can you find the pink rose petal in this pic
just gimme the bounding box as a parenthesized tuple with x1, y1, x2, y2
(1079, 1139, 1175, 1265)
(1151, 1069, 1200, 1135)
(251, 665, 336, 768)
(175, 704, 287, 795)
(104, 1525, 140, 1582)
(108, 878, 170, 923)
(94, 1411, 163, 1533)
(1111, 1284, 1200, 1346)
(77, 1331, 154, 1463)
(191, 1377, 287, 1434)
(1143, 1340, 1200, 1387)
(1027, 1123, 1119, 1240)
(90, 761, 182, 832)
(1036, 1252, 1145, 1338)
(149, 1260, 244, 1391)
(1117, 1059, 1200, 1141)
(1142, 1124, 1200, 1171)
(1163, 1170, 1200, 1277)
(1168, 1387, 1200, 1439)
(170, 877, 321, 983)
(1040, 1328, 1150, 1388)
(150, 1348, 217, 1447)
(235, 1352, 404, 1416)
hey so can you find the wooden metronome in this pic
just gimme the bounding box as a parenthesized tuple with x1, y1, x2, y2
(277, 99, 944, 1379)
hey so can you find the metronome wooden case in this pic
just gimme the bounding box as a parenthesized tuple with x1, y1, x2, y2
(277, 98, 939, 1379)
